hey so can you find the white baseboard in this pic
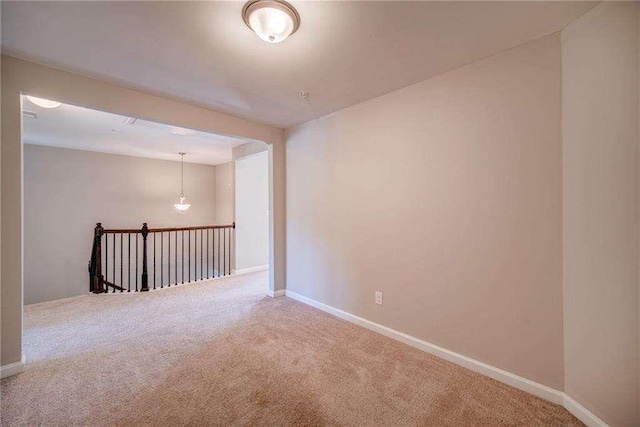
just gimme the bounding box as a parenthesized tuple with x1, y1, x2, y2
(284, 290, 609, 427)
(1, 358, 25, 379)
(563, 394, 608, 427)
(233, 265, 269, 275)
(267, 289, 286, 298)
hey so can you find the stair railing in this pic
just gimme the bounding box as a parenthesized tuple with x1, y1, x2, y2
(89, 222, 235, 293)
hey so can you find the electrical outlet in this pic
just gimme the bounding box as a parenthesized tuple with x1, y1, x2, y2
(375, 291, 383, 306)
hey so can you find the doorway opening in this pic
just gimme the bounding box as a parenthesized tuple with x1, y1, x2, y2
(22, 95, 271, 304)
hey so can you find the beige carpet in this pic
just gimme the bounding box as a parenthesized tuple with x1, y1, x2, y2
(1, 271, 581, 426)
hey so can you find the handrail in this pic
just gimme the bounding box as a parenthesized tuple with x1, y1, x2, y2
(103, 223, 235, 234)
(89, 222, 235, 294)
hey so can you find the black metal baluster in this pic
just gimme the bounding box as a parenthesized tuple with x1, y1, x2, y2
(214, 229, 217, 277)
(175, 231, 178, 285)
(214, 228, 217, 278)
(161, 232, 164, 288)
(105, 233, 109, 285)
(200, 229, 203, 280)
(112, 234, 116, 292)
(188, 230, 191, 282)
(195, 229, 198, 281)
(217, 228, 220, 278)
(153, 233, 156, 290)
(222, 228, 225, 276)
(195, 230, 197, 280)
(196, 229, 198, 280)
(228, 228, 231, 275)
(128, 233, 131, 292)
(136, 233, 139, 292)
(215, 228, 217, 276)
(182, 230, 185, 284)
(207, 228, 210, 279)
(168, 232, 171, 287)
(120, 234, 123, 292)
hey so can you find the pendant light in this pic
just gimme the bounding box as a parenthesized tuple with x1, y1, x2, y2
(174, 153, 191, 212)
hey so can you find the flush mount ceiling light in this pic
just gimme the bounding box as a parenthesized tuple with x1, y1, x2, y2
(173, 152, 192, 212)
(169, 126, 193, 136)
(25, 95, 62, 109)
(242, 0, 300, 43)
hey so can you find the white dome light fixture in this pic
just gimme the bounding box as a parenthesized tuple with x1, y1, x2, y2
(26, 95, 62, 109)
(242, 0, 300, 44)
(173, 153, 192, 212)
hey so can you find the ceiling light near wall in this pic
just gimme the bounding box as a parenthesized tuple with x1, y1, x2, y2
(242, 0, 300, 43)
(25, 95, 62, 109)
(169, 126, 193, 136)
(174, 153, 192, 212)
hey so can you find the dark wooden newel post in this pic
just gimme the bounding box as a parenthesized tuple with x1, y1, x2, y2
(89, 223, 105, 293)
(141, 223, 150, 292)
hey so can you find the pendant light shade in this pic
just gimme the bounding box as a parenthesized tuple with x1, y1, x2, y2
(174, 153, 191, 212)
(174, 195, 191, 212)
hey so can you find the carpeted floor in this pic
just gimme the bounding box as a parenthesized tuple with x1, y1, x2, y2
(1, 271, 581, 426)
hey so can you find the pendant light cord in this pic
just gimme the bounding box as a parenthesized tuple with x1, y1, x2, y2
(228, 140, 232, 188)
(180, 152, 186, 196)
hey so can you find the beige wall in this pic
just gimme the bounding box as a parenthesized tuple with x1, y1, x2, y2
(23, 144, 218, 304)
(216, 141, 270, 224)
(286, 34, 564, 389)
(1, 55, 286, 368)
(1, 61, 24, 368)
(231, 142, 272, 272)
(213, 142, 270, 273)
(234, 141, 268, 160)
(235, 151, 270, 270)
(268, 141, 286, 293)
(214, 163, 234, 224)
(562, 2, 640, 426)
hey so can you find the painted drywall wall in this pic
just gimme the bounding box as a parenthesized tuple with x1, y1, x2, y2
(213, 142, 269, 273)
(562, 2, 640, 426)
(234, 141, 268, 160)
(1, 61, 24, 368)
(1, 55, 285, 368)
(286, 34, 563, 389)
(214, 162, 234, 224)
(215, 141, 269, 224)
(23, 144, 217, 304)
(235, 152, 269, 271)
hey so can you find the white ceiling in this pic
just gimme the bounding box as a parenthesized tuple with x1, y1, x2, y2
(22, 97, 249, 165)
(3, 1, 596, 128)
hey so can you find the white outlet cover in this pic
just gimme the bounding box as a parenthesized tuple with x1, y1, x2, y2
(375, 291, 383, 305)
